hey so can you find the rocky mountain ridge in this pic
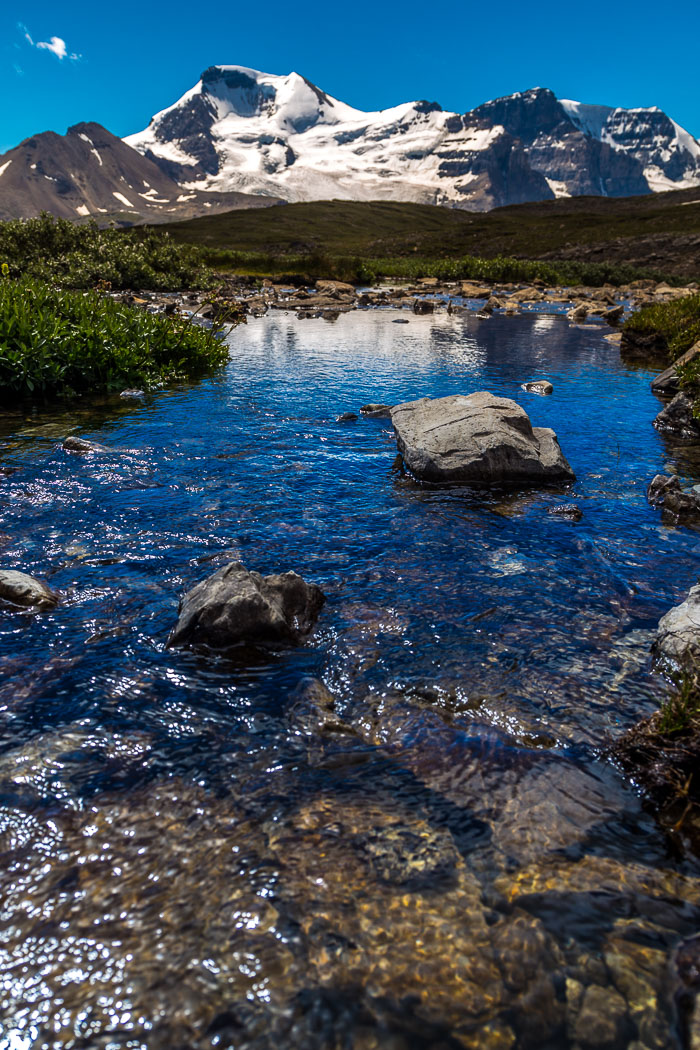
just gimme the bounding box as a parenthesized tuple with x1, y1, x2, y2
(0, 121, 281, 224)
(126, 67, 700, 210)
(1, 70, 699, 222)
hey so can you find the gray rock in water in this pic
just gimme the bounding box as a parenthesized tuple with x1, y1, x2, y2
(522, 380, 554, 395)
(120, 389, 145, 400)
(63, 436, 107, 454)
(168, 561, 325, 649)
(336, 412, 358, 423)
(602, 304, 624, 325)
(413, 299, 434, 315)
(547, 503, 582, 521)
(0, 570, 58, 610)
(654, 583, 700, 665)
(390, 392, 575, 486)
(647, 473, 681, 506)
(651, 341, 700, 396)
(653, 392, 700, 438)
(360, 403, 393, 419)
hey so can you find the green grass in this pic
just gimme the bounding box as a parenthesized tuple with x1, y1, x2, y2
(0, 277, 231, 402)
(192, 249, 676, 289)
(623, 294, 700, 358)
(0, 213, 213, 291)
(151, 193, 700, 283)
(658, 668, 700, 735)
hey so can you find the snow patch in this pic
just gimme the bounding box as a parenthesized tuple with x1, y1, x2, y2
(560, 99, 613, 139)
(78, 132, 93, 146)
(545, 177, 571, 197)
(75, 204, 91, 216)
(90, 148, 103, 166)
(0, 159, 12, 177)
(112, 191, 134, 207)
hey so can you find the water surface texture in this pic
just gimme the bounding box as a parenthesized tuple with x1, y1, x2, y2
(1, 310, 700, 1049)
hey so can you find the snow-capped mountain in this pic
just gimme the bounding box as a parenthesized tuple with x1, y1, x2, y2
(125, 68, 700, 210)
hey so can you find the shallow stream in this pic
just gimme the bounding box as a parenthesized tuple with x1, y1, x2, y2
(1, 308, 700, 1049)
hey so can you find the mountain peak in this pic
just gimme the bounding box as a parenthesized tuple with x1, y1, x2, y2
(117, 68, 700, 211)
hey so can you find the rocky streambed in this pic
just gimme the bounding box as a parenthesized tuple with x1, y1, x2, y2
(2, 307, 700, 1049)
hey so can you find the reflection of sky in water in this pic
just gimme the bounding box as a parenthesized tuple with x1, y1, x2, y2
(0, 309, 700, 1048)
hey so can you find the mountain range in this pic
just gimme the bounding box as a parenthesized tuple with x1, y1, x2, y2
(1, 66, 699, 223)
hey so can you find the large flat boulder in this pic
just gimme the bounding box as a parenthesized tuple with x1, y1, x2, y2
(390, 392, 574, 486)
(168, 561, 325, 649)
(654, 583, 700, 665)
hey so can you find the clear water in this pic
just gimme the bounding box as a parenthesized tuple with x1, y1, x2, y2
(1, 309, 699, 1049)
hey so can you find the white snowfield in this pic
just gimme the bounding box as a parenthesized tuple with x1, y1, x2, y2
(124, 66, 700, 206)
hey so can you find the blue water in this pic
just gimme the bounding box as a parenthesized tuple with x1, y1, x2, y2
(1, 308, 699, 1049)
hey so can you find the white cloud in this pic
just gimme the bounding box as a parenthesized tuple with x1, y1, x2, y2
(18, 24, 80, 61)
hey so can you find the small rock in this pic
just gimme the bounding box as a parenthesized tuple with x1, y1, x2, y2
(567, 304, 589, 323)
(651, 340, 700, 396)
(522, 380, 554, 395)
(62, 436, 106, 454)
(392, 317, 410, 324)
(662, 488, 700, 525)
(360, 403, 393, 419)
(646, 473, 681, 507)
(413, 299, 435, 315)
(653, 392, 700, 438)
(547, 504, 582, 521)
(0, 570, 58, 610)
(120, 389, 145, 400)
(336, 412, 358, 423)
(168, 561, 325, 649)
(0, 466, 17, 477)
(602, 304, 624, 325)
(572, 984, 630, 1048)
(460, 281, 492, 299)
(509, 287, 544, 303)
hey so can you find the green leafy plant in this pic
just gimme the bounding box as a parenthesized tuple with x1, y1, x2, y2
(0, 213, 213, 291)
(0, 277, 232, 402)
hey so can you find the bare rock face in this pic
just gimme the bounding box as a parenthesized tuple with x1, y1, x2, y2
(168, 561, 325, 649)
(390, 392, 574, 486)
(0, 570, 58, 610)
(654, 582, 700, 665)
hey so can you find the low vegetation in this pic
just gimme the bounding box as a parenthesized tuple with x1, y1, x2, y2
(0, 213, 213, 291)
(0, 277, 230, 402)
(197, 249, 670, 288)
(154, 192, 700, 282)
(623, 293, 700, 359)
(612, 667, 700, 838)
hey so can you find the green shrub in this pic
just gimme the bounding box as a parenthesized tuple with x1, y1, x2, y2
(202, 248, 672, 289)
(623, 293, 700, 359)
(0, 214, 213, 291)
(0, 277, 231, 402)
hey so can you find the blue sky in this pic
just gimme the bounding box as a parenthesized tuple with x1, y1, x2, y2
(2, 0, 699, 153)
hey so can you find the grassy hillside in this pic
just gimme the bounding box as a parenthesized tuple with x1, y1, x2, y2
(151, 189, 700, 280)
